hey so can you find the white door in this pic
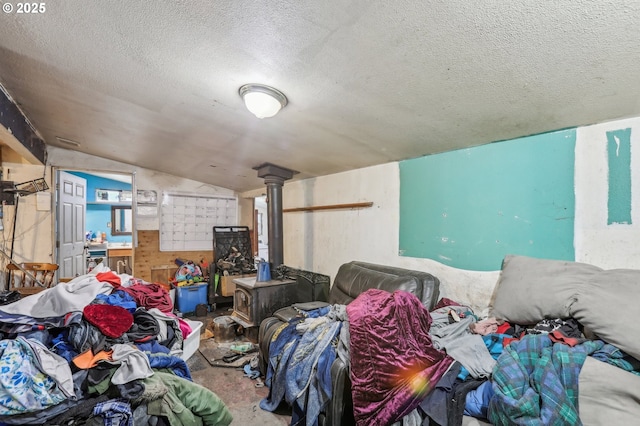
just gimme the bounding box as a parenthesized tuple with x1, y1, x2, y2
(255, 196, 269, 261)
(57, 171, 87, 278)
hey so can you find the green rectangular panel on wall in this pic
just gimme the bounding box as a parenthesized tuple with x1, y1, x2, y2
(399, 128, 576, 271)
(606, 128, 632, 225)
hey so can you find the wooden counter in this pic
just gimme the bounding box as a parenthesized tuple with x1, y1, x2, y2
(108, 248, 133, 257)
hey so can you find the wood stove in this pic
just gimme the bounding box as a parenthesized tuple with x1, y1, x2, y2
(231, 277, 298, 328)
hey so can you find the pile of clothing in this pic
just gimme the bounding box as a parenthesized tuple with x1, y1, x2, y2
(0, 264, 232, 426)
(261, 289, 640, 426)
(260, 290, 455, 426)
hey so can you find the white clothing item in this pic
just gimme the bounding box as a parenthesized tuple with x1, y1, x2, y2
(107, 344, 154, 385)
(21, 337, 76, 399)
(0, 274, 113, 318)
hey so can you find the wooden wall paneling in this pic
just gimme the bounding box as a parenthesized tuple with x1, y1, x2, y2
(134, 230, 214, 283)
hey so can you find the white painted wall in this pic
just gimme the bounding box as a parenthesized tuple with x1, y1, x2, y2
(9, 116, 640, 309)
(280, 162, 500, 314)
(47, 146, 238, 232)
(0, 159, 54, 269)
(575, 116, 640, 268)
(1, 147, 239, 284)
(281, 115, 640, 314)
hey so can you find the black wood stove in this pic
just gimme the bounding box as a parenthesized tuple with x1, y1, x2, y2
(231, 277, 298, 328)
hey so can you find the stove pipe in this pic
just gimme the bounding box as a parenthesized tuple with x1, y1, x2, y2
(254, 163, 298, 269)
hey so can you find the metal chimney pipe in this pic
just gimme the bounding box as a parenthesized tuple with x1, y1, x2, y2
(253, 163, 298, 269)
(264, 177, 284, 268)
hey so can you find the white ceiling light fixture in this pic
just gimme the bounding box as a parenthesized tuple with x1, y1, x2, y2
(239, 84, 288, 119)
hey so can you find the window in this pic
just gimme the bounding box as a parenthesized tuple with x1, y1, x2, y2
(111, 206, 133, 235)
(96, 189, 132, 203)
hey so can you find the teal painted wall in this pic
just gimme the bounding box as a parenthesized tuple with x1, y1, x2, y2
(399, 128, 577, 271)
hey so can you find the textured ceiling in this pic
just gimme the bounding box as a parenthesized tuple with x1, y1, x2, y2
(0, 1, 639, 192)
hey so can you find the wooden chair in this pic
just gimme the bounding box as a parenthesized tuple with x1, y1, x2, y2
(7, 263, 59, 296)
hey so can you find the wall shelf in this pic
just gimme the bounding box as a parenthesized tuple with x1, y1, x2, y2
(283, 202, 373, 213)
(87, 202, 131, 206)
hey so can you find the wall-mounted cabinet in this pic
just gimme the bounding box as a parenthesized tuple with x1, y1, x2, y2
(137, 189, 158, 217)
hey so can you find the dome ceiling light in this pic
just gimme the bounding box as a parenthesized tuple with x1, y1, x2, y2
(239, 84, 288, 119)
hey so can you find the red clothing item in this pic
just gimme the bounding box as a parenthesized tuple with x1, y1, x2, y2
(496, 321, 512, 335)
(96, 271, 122, 288)
(548, 329, 586, 347)
(83, 304, 133, 338)
(121, 283, 173, 313)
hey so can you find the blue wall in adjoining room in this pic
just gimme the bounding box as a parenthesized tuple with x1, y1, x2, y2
(68, 172, 132, 243)
(399, 128, 577, 271)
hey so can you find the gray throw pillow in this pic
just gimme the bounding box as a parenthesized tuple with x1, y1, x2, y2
(571, 268, 640, 360)
(489, 255, 601, 324)
(490, 254, 640, 360)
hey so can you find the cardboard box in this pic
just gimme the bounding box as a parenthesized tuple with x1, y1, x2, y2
(219, 273, 256, 297)
(150, 265, 178, 285)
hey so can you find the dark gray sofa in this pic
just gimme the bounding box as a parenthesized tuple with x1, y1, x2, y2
(258, 260, 441, 426)
(328, 261, 440, 308)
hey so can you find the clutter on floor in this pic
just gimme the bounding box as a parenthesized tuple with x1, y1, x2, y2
(0, 263, 232, 425)
(198, 339, 258, 368)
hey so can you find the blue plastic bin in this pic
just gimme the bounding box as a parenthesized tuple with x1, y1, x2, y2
(176, 284, 208, 314)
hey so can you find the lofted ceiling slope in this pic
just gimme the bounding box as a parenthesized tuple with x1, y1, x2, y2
(0, 1, 639, 192)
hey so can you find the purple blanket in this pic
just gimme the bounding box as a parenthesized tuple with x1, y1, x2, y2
(347, 289, 453, 426)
